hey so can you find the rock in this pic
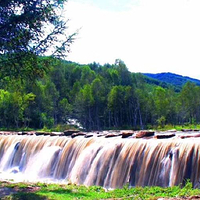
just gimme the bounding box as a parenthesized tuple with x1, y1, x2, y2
(121, 131, 134, 138)
(0, 131, 18, 135)
(136, 130, 155, 138)
(18, 131, 36, 135)
(11, 167, 19, 174)
(64, 129, 80, 136)
(35, 131, 51, 136)
(35, 131, 45, 136)
(97, 131, 111, 137)
(180, 132, 200, 139)
(84, 134, 94, 138)
(155, 133, 176, 139)
(50, 132, 64, 136)
(71, 132, 86, 138)
(181, 129, 193, 132)
(97, 133, 107, 137)
(168, 129, 177, 132)
(105, 133, 120, 138)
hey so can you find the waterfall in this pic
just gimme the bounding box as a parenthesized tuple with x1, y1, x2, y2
(0, 135, 200, 188)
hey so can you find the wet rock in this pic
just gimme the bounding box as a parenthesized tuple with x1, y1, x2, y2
(71, 132, 86, 138)
(155, 133, 176, 139)
(97, 133, 107, 137)
(11, 167, 19, 174)
(50, 132, 65, 136)
(181, 129, 193, 132)
(0, 131, 18, 135)
(105, 132, 121, 138)
(121, 131, 134, 138)
(64, 129, 80, 136)
(35, 131, 44, 136)
(35, 131, 50, 136)
(180, 132, 200, 139)
(18, 131, 36, 135)
(136, 130, 155, 138)
(84, 134, 94, 138)
(168, 129, 177, 132)
(97, 131, 110, 137)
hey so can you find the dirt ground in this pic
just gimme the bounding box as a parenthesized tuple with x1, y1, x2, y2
(0, 186, 40, 198)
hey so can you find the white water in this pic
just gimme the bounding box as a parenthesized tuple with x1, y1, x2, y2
(0, 135, 200, 188)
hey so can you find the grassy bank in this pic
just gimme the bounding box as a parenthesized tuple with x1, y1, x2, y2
(1, 181, 200, 200)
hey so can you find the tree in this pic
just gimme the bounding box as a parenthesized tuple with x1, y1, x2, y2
(75, 84, 94, 130)
(153, 86, 169, 127)
(0, 89, 35, 128)
(108, 86, 126, 128)
(178, 82, 200, 124)
(114, 59, 132, 86)
(91, 77, 106, 130)
(58, 98, 72, 123)
(0, 0, 76, 79)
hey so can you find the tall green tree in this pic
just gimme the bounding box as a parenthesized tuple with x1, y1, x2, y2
(154, 86, 169, 126)
(114, 59, 132, 86)
(178, 82, 200, 124)
(75, 84, 94, 130)
(91, 77, 106, 130)
(0, 0, 75, 79)
(108, 86, 126, 128)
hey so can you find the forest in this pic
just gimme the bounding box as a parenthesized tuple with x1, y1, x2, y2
(0, 57, 199, 131)
(2, 0, 199, 131)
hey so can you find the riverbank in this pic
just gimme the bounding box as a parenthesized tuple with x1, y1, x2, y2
(1, 181, 200, 199)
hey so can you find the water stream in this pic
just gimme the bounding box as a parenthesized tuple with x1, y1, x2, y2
(0, 135, 199, 188)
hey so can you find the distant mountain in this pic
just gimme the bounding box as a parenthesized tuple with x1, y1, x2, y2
(143, 72, 200, 88)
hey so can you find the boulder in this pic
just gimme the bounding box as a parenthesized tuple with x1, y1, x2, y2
(35, 131, 50, 136)
(84, 134, 94, 138)
(180, 132, 200, 139)
(64, 129, 80, 136)
(181, 129, 193, 132)
(105, 133, 119, 138)
(168, 129, 177, 132)
(71, 132, 86, 138)
(97, 133, 107, 137)
(155, 133, 176, 139)
(136, 130, 155, 138)
(50, 132, 65, 136)
(18, 131, 36, 135)
(121, 131, 134, 138)
(0, 131, 18, 135)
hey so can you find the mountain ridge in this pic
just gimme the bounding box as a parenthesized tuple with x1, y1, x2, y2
(143, 72, 200, 88)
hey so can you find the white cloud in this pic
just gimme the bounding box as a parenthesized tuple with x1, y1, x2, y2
(65, 0, 200, 79)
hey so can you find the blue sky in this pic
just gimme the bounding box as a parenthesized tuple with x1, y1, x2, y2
(65, 0, 200, 79)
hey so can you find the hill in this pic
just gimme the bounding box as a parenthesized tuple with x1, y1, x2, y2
(143, 72, 200, 88)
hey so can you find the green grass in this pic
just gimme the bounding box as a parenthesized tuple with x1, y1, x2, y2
(146, 123, 200, 131)
(1, 180, 200, 200)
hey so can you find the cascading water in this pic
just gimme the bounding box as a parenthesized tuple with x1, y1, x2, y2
(0, 134, 200, 188)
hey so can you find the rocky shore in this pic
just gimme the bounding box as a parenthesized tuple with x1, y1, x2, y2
(0, 129, 200, 139)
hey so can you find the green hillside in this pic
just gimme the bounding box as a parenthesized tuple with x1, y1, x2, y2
(0, 58, 200, 131)
(144, 72, 200, 88)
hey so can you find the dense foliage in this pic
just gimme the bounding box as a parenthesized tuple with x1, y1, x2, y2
(0, 57, 200, 131)
(0, 0, 75, 79)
